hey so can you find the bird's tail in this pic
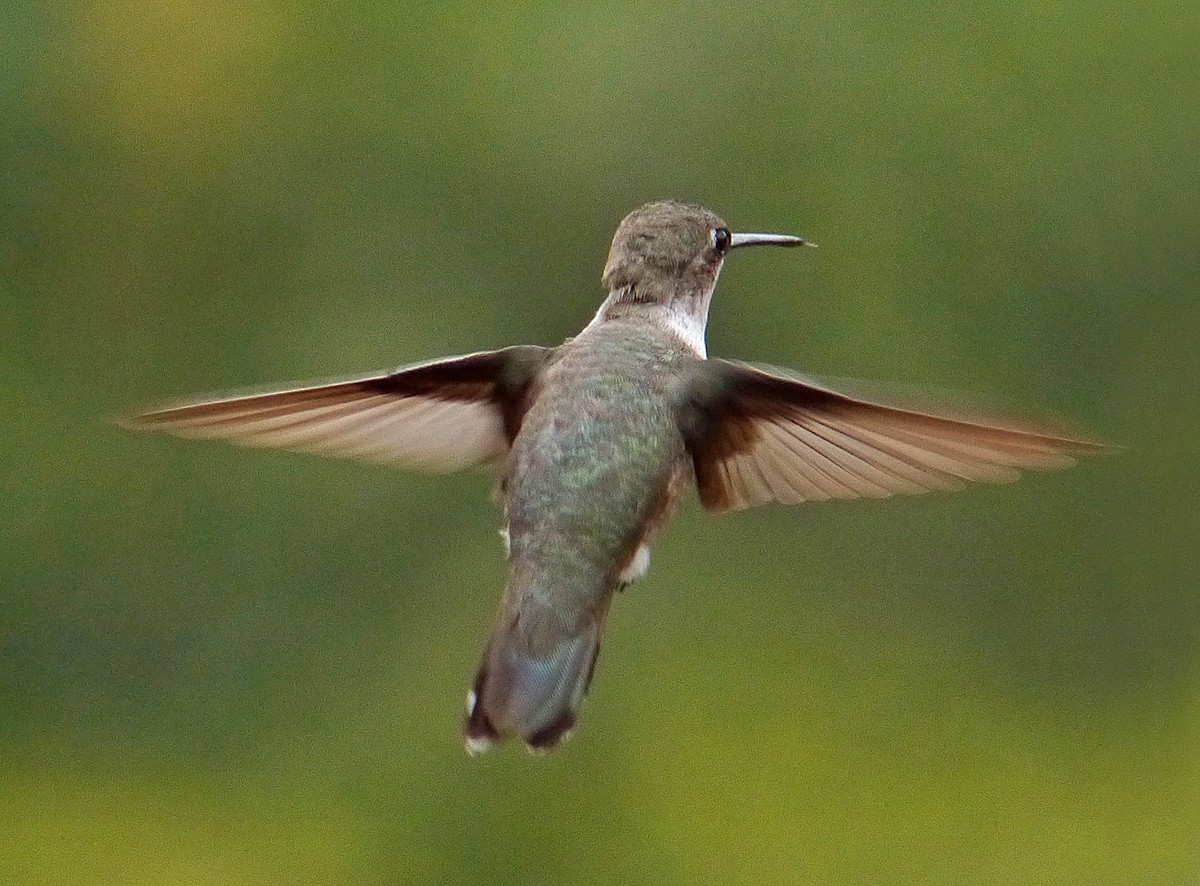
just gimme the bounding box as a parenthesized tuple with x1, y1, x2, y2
(464, 595, 611, 755)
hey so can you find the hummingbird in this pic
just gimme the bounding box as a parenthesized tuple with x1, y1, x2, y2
(124, 200, 1103, 755)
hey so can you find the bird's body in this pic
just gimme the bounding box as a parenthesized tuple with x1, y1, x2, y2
(124, 200, 1105, 754)
(476, 318, 695, 750)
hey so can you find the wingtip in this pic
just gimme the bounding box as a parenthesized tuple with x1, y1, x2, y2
(112, 399, 188, 431)
(111, 411, 151, 432)
(1032, 432, 1119, 461)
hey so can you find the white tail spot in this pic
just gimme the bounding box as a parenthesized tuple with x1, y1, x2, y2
(618, 545, 651, 586)
(465, 733, 493, 756)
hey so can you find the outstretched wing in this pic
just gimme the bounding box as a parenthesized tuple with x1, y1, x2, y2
(680, 360, 1107, 512)
(122, 346, 551, 471)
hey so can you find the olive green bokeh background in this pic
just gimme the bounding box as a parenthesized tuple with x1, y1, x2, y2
(3, 2, 1196, 883)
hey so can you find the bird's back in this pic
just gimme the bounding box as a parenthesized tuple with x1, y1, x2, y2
(505, 321, 692, 596)
(465, 319, 695, 751)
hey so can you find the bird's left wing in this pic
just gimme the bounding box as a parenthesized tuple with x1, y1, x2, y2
(679, 359, 1108, 512)
(122, 346, 552, 471)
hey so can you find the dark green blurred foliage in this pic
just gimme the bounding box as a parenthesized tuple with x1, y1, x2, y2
(2, 1, 1196, 883)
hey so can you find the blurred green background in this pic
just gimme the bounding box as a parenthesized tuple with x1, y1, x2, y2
(3, 1, 1196, 883)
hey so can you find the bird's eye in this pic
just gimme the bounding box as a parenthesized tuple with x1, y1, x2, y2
(711, 227, 732, 254)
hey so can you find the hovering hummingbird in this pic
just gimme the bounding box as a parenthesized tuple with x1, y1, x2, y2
(125, 200, 1103, 755)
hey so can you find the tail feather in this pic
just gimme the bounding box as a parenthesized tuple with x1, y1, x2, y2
(464, 600, 610, 755)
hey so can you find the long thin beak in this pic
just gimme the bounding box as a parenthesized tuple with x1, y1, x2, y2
(729, 232, 815, 249)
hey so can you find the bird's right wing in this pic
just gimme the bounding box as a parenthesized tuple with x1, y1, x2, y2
(121, 346, 552, 472)
(679, 360, 1108, 512)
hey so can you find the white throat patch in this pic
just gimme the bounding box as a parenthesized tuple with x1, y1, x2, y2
(584, 273, 718, 359)
(662, 303, 708, 357)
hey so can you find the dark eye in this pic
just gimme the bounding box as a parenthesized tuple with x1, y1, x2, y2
(711, 227, 732, 254)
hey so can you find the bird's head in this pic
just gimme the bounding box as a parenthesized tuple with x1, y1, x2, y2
(594, 200, 810, 354)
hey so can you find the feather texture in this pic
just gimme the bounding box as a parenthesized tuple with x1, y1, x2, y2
(121, 347, 551, 472)
(682, 361, 1107, 512)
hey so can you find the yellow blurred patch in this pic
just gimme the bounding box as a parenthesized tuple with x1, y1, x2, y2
(0, 765, 362, 886)
(52, 0, 293, 157)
